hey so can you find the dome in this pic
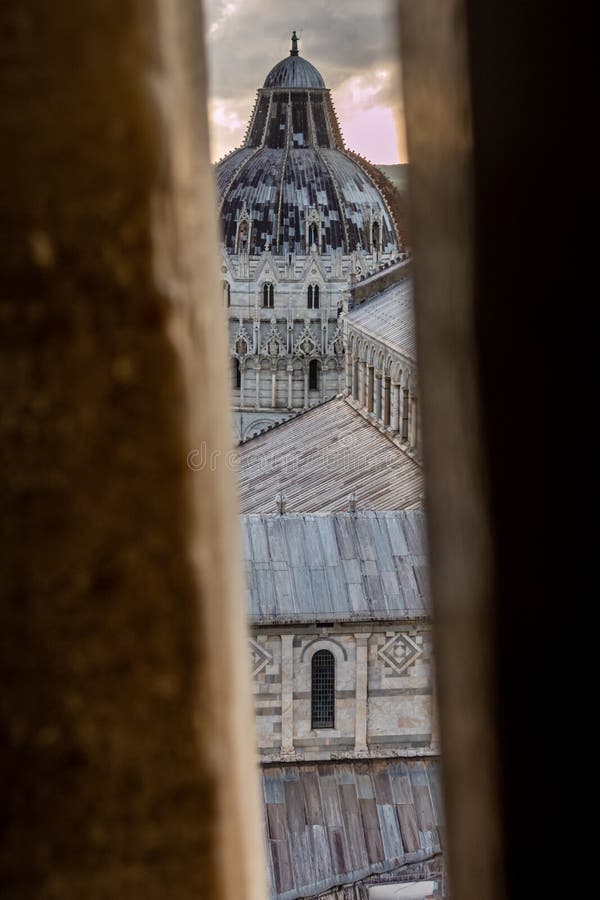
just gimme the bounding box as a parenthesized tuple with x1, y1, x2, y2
(264, 56, 326, 89)
(217, 146, 399, 256)
(216, 35, 403, 257)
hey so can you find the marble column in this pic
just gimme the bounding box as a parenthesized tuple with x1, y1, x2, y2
(383, 376, 391, 427)
(402, 386, 410, 441)
(320, 364, 327, 401)
(367, 366, 374, 413)
(287, 364, 293, 408)
(354, 633, 371, 753)
(240, 363, 245, 407)
(390, 381, 401, 432)
(281, 634, 295, 755)
(410, 394, 418, 448)
(255, 363, 260, 409)
(358, 360, 366, 406)
(345, 350, 352, 394)
(303, 368, 309, 408)
(352, 357, 359, 400)
(374, 371, 382, 420)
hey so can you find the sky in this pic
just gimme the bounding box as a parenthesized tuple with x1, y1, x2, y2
(203, 0, 407, 165)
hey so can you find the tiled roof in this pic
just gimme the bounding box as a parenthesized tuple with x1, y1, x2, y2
(263, 758, 443, 899)
(242, 510, 429, 624)
(346, 277, 416, 361)
(236, 397, 424, 514)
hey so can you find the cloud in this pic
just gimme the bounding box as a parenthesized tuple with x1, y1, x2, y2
(203, 0, 406, 162)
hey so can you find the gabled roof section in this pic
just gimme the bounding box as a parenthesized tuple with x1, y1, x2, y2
(236, 396, 424, 513)
(242, 509, 429, 625)
(346, 276, 416, 361)
(253, 249, 281, 283)
(296, 247, 329, 283)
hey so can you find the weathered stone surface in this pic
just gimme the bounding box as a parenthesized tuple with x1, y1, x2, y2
(0, 3, 265, 898)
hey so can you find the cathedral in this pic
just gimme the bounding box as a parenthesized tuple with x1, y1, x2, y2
(216, 32, 409, 442)
(217, 35, 440, 900)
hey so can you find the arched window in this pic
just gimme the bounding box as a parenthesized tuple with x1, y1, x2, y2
(309, 358, 319, 391)
(307, 284, 320, 309)
(263, 282, 274, 308)
(308, 222, 318, 249)
(232, 357, 241, 390)
(223, 280, 231, 306)
(311, 649, 335, 729)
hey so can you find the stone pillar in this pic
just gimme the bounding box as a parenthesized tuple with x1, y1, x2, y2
(402, 386, 410, 441)
(354, 633, 371, 753)
(410, 394, 418, 448)
(345, 349, 352, 394)
(367, 366, 375, 413)
(358, 360, 366, 406)
(281, 634, 295, 755)
(271, 366, 276, 408)
(374, 371, 382, 420)
(287, 364, 293, 408)
(240, 363, 245, 407)
(352, 357, 359, 400)
(320, 363, 327, 401)
(303, 367, 309, 407)
(255, 362, 261, 408)
(391, 381, 401, 432)
(383, 376, 391, 427)
(0, 2, 266, 897)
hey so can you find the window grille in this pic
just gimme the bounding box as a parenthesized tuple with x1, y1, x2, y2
(307, 284, 320, 309)
(311, 649, 335, 728)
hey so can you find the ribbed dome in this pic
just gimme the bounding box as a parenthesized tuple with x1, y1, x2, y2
(216, 36, 401, 257)
(264, 55, 326, 89)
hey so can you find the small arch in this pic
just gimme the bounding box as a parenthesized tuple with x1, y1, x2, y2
(263, 282, 274, 308)
(311, 649, 335, 729)
(300, 637, 348, 663)
(308, 358, 319, 391)
(308, 222, 319, 249)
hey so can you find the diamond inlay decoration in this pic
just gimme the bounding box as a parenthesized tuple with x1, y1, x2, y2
(377, 633, 422, 675)
(249, 638, 273, 677)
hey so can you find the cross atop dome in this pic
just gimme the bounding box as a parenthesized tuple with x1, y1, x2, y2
(290, 30, 299, 57)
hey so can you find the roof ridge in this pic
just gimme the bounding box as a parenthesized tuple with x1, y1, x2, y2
(236, 393, 340, 445)
(241, 508, 425, 519)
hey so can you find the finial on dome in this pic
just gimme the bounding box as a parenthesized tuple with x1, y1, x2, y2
(290, 30, 299, 56)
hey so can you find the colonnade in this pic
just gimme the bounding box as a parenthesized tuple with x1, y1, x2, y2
(232, 356, 345, 410)
(347, 350, 419, 450)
